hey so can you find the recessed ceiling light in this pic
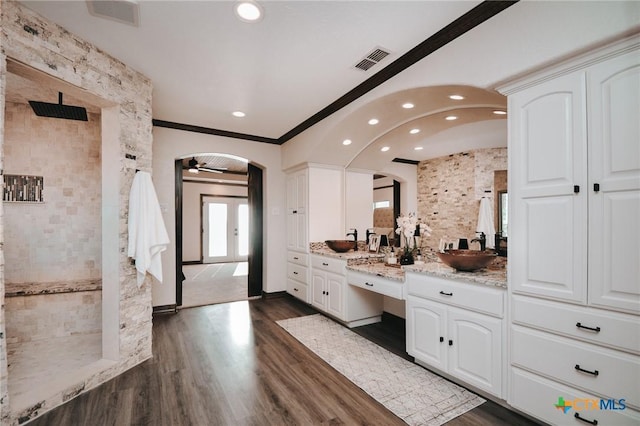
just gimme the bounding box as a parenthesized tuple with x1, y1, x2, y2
(342, 139, 352, 146)
(368, 118, 379, 125)
(493, 110, 507, 115)
(232, 111, 246, 117)
(445, 115, 458, 121)
(449, 95, 465, 100)
(381, 146, 390, 152)
(410, 128, 420, 134)
(235, 1, 263, 22)
(414, 146, 424, 151)
(402, 103, 414, 109)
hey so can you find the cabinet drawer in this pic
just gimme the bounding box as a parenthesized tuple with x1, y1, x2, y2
(407, 273, 504, 318)
(348, 270, 403, 299)
(311, 255, 346, 275)
(287, 262, 308, 282)
(287, 251, 308, 266)
(287, 279, 308, 303)
(512, 326, 640, 408)
(510, 367, 640, 426)
(512, 295, 640, 355)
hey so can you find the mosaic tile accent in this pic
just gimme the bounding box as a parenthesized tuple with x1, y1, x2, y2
(2, 175, 43, 203)
(277, 314, 485, 426)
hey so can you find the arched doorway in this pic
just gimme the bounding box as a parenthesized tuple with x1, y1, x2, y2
(174, 154, 263, 307)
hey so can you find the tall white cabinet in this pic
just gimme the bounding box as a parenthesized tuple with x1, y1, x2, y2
(285, 165, 344, 303)
(501, 36, 640, 425)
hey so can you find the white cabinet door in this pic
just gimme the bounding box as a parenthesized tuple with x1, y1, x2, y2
(448, 307, 502, 397)
(311, 271, 326, 311)
(326, 271, 344, 319)
(509, 71, 588, 303)
(587, 50, 640, 313)
(286, 171, 308, 252)
(407, 296, 447, 371)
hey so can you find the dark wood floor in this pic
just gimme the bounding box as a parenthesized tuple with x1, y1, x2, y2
(28, 296, 540, 425)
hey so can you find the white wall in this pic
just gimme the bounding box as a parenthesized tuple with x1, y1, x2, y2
(152, 127, 287, 307)
(182, 181, 247, 262)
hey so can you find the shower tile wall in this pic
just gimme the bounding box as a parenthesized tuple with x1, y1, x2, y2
(4, 102, 101, 284)
(417, 148, 507, 251)
(5, 291, 101, 344)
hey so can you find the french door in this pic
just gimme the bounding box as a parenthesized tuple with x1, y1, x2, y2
(202, 196, 248, 263)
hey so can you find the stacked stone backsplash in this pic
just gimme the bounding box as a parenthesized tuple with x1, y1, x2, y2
(1, 2, 154, 424)
(417, 148, 507, 252)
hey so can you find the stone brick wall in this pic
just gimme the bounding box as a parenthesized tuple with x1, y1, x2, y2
(1, 2, 153, 424)
(4, 102, 101, 283)
(417, 148, 507, 252)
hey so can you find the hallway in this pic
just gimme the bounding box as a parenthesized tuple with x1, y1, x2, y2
(181, 262, 249, 308)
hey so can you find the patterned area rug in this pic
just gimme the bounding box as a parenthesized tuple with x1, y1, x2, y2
(277, 314, 485, 425)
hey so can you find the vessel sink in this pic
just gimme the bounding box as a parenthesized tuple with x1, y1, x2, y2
(325, 240, 357, 253)
(437, 249, 497, 271)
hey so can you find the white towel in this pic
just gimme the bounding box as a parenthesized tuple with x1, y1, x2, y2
(127, 171, 170, 287)
(477, 197, 496, 249)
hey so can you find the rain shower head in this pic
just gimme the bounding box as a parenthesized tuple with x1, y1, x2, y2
(28, 92, 88, 121)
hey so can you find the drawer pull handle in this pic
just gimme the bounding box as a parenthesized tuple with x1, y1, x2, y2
(439, 291, 453, 296)
(575, 364, 599, 376)
(293, 288, 298, 292)
(574, 413, 598, 425)
(322, 262, 329, 266)
(576, 322, 601, 333)
(365, 282, 374, 287)
(293, 257, 299, 260)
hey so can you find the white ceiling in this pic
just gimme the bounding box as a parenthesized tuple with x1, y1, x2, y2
(13, 1, 640, 170)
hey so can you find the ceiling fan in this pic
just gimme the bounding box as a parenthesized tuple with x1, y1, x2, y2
(185, 157, 227, 174)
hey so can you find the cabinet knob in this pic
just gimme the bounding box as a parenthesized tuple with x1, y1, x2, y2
(594, 183, 600, 193)
(439, 337, 444, 343)
(293, 288, 298, 292)
(292, 210, 298, 214)
(448, 339, 453, 346)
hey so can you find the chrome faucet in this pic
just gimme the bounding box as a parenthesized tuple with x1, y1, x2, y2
(346, 228, 358, 251)
(471, 232, 486, 251)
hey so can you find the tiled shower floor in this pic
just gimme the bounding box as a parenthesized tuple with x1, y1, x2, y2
(7, 332, 103, 411)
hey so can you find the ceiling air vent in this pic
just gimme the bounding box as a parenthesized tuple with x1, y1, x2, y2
(86, 0, 140, 27)
(354, 47, 391, 71)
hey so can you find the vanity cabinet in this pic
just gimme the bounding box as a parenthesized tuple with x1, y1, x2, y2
(406, 272, 505, 397)
(500, 36, 640, 425)
(311, 255, 382, 327)
(287, 252, 309, 303)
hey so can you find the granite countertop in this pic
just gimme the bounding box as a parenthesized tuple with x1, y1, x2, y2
(403, 262, 507, 289)
(309, 241, 386, 261)
(346, 260, 507, 288)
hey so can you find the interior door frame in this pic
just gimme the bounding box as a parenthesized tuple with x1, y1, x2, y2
(174, 159, 264, 306)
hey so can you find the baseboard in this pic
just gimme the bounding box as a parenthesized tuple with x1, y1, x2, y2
(262, 290, 288, 299)
(152, 304, 177, 315)
(182, 260, 201, 265)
